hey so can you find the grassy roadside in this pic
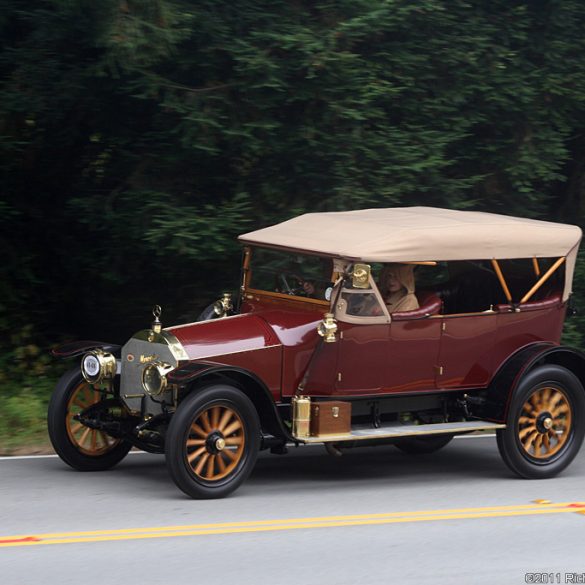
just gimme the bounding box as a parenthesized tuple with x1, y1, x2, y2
(0, 328, 65, 455)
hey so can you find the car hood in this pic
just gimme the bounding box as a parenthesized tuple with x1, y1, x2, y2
(167, 310, 323, 361)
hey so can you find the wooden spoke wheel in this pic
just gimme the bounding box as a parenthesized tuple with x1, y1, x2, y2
(517, 386, 572, 460)
(496, 365, 585, 479)
(185, 405, 246, 481)
(166, 385, 260, 499)
(48, 368, 132, 471)
(66, 381, 122, 456)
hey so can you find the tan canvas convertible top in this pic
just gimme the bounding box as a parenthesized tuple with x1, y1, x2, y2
(239, 207, 582, 300)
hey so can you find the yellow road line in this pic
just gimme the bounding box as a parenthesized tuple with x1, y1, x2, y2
(2, 501, 578, 539)
(1, 501, 583, 548)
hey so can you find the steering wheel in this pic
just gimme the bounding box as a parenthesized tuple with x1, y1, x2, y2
(278, 272, 314, 297)
(278, 273, 306, 296)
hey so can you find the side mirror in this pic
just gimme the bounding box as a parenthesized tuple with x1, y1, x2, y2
(352, 263, 371, 289)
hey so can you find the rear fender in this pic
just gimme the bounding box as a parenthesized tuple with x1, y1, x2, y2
(481, 343, 585, 422)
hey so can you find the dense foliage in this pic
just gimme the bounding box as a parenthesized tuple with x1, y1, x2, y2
(2, 0, 585, 446)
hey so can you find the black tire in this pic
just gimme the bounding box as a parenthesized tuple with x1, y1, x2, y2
(47, 368, 132, 471)
(394, 434, 453, 454)
(166, 385, 260, 499)
(496, 364, 585, 479)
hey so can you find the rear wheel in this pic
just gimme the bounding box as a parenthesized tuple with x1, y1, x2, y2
(47, 368, 132, 471)
(394, 434, 453, 454)
(166, 385, 260, 499)
(496, 365, 585, 479)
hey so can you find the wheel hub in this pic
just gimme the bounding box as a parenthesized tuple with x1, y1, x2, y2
(205, 431, 226, 454)
(536, 412, 554, 434)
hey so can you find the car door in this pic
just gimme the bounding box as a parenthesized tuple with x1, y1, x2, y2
(435, 312, 497, 389)
(332, 278, 391, 395)
(386, 316, 442, 393)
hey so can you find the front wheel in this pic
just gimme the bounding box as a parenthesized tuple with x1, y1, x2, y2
(47, 368, 132, 471)
(165, 385, 260, 499)
(496, 365, 585, 479)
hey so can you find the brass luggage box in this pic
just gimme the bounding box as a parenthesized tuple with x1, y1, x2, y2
(310, 401, 351, 436)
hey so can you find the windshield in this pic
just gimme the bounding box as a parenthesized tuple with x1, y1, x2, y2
(246, 247, 333, 301)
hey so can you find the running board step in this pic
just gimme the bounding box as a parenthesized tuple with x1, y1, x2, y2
(299, 420, 505, 444)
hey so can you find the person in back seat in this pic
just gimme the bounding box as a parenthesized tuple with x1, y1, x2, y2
(379, 264, 419, 313)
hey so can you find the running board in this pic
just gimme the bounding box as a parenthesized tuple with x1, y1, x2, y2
(299, 420, 505, 444)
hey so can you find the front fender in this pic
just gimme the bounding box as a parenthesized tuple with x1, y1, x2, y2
(52, 340, 122, 359)
(169, 362, 294, 443)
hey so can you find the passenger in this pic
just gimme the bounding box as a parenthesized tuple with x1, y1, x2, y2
(379, 264, 419, 313)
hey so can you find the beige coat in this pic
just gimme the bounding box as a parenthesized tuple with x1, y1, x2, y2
(381, 264, 419, 313)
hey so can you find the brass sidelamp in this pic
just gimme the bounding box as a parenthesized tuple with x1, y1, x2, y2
(317, 313, 338, 343)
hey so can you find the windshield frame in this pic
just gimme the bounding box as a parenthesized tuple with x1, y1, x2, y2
(241, 245, 334, 307)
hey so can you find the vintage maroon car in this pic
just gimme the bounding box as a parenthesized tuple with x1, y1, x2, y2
(49, 207, 585, 498)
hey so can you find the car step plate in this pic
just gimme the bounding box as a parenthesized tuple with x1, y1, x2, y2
(301, 420, 505, 443)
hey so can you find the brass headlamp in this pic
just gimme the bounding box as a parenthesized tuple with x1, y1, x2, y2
(141, 361, 174, 396)
(81, 349, 117, 384)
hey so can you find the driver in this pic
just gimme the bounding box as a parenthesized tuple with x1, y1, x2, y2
(379, 264, 419, 313)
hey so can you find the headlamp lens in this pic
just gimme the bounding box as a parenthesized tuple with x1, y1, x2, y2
(81, 350, 116, 384)
(142, 363, 167, 396)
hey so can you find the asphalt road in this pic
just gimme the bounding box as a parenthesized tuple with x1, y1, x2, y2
(1, 435, 584, 585)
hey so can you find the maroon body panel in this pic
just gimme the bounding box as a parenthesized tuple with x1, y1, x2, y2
(168, 314, 280, 359)
(492, 304, 565, 375)
(437, 313, 498, 389)
(386, 319, 442, 393)
(334, 323, 388, 394)
(203, 346, 284, 400)
(167, 293, 568, 403)
(241, 297, 337, 396)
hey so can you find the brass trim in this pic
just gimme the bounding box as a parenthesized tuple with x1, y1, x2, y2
(81, 349, 117, 385)
(292, 396, 311, 439)
(520, 257, 565, 304)
(491, 259, 512, 302)
(317, 313, 338, 343)
(430, 310, 498, 319)
(352, 263, 371, 289)
(243, 287, 330, 306)
(141, 361, 174, 396)
(152, 305, 163, 334)
(133, 329, 189, 363)
(213, 293, 233, 318)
